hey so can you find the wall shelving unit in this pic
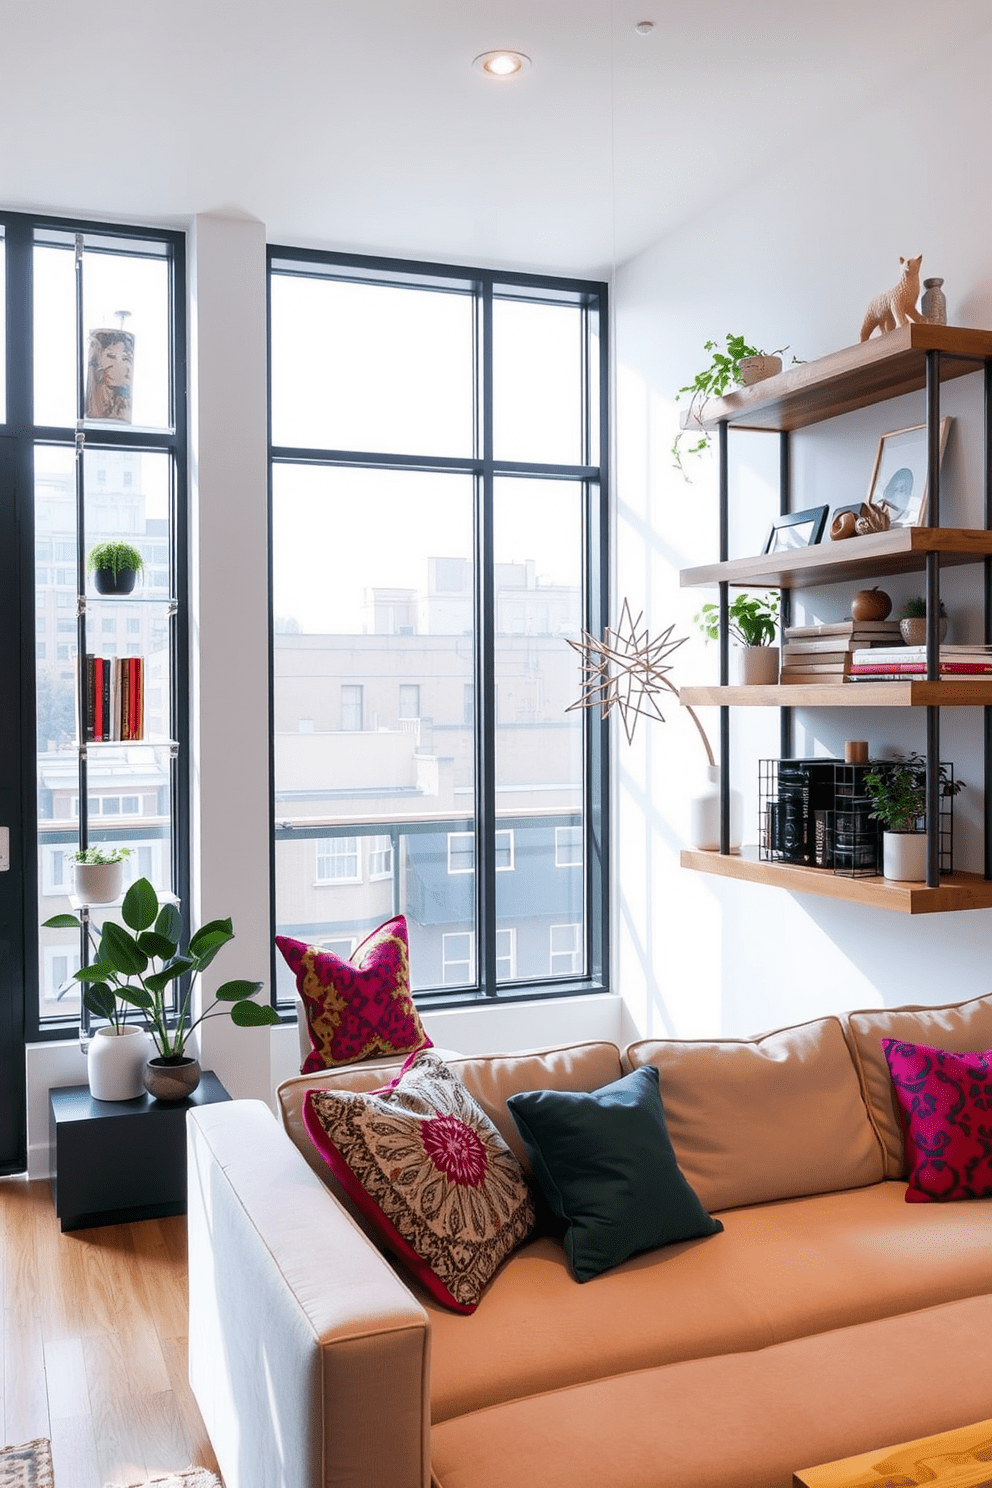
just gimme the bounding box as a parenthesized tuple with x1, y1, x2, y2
(678, 323, 992, 915)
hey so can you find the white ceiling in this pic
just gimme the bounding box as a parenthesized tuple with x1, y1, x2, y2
(2, 0, 990, 278)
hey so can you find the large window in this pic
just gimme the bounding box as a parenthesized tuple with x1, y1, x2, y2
(2, 213, 188, 1035)
(268, 250, 608, 1005)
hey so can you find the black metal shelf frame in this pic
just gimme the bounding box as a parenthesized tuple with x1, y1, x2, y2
(713, 346, 992, 889)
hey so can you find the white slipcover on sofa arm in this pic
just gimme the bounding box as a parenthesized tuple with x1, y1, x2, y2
(187, 1100, 431, 1488)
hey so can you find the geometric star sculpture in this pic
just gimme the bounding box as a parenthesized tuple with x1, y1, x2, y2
(565, 596, 714, 761)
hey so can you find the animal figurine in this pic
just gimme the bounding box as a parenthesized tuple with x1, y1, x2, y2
(855, 490, 892, 536)
(860, 255, 924, 340)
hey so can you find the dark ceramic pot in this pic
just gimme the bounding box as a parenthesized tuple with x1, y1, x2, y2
(93, 566, 138, 595)
(144, 1055, 201, 1102)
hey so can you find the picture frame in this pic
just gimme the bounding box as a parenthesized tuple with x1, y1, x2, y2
(866, 418, 952, 528)
(762, 504, 829, 554)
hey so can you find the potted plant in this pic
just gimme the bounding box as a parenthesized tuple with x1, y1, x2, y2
(87, 539, 144, 595)
(672, 334, 788, 477)
(696, 591, 781, 685)
(899, 596, 948, 647)
(72, 845, 131, 905)
(864, 752, 964, 881)
(43, 877, 280, 1101)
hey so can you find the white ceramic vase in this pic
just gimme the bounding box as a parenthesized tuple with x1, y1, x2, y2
(689, 765, 743, 852)
(87, 1025, 151, 1102)
(882, 831, 928, 883)
(74, 859, 124, 905)
(732, 646, 779, 686)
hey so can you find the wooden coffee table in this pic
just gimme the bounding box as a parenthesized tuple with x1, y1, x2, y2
(794, 1418, 992, 1487)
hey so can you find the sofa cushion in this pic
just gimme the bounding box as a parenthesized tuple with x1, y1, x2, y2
(430, 1296, 992, 1488)
(424, 1181, 992, 1423)
(507, 1066, 722, 1282)
(623, 1016, 882, 1211)
(844, 992, 992, 1178)
(277, 1040, 625, 1184)
(304, 1050, 535, 1313)
(275, 916, 430, 1073)
(882, 1038, 992, 1203)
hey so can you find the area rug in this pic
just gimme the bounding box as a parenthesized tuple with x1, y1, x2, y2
(0, 1440, 54, 1488)
(105, 1473, 222, 1488)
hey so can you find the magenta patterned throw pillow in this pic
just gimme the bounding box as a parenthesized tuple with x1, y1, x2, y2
(303, 1050, 536, 1312)
(276, 916, 431, 1073)
(881, 1038, 992, 1203)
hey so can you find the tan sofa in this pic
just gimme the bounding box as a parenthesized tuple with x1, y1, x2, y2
(186, 994, 992, 1488)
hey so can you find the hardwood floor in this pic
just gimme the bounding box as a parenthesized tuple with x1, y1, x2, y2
(1, 1177, 222, 1487)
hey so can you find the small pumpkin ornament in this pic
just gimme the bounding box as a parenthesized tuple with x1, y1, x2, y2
(851, 587, 892, 622)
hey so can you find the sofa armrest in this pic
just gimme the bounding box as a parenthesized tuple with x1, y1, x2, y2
(187, 1100, 431, 1488)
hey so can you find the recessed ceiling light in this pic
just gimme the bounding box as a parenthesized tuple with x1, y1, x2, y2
(473, 50, 532, 79)
(634, 20, 655, 33)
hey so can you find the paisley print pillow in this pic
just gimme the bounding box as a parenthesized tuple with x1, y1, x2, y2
(276, 916, 431, 1073)
(882, 1038, 992, 1203)
(303, 1050, 536, 1312)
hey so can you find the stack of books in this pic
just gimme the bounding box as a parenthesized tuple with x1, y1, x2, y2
(848, 644, 992, 681)
(81, 655, 145, 740)
(781, 620, 903, 684)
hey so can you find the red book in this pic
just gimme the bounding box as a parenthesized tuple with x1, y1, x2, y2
(93, 658, 103, 740)
(849, 660, 992, 675)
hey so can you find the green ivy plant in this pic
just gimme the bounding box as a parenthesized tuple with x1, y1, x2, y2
(672, 334, 787, 477)
(864, 752, 964, 834)
(86, 540, 144, 579)
(43, 877, 280, 1051)
(695, 592, 780, 648)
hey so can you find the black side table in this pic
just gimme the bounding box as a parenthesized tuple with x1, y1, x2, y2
(50, 1071, 231, 1231)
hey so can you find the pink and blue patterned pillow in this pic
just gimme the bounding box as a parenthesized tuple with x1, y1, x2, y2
(276, 916, 431, 1073)
(881, 1037, 992, 1203)
(303, 1049, 536, 1312)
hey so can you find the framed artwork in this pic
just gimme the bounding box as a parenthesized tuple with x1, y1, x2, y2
(762, 504, 829, 554)
(866, 419, 952, 528)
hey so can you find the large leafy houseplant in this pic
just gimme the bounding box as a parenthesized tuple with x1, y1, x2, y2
(44, 877, 280, 1053)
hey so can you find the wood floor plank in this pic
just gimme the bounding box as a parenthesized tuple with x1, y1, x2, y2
(1, 1180, 224, 1485)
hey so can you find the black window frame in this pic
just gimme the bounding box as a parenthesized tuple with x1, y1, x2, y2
(1, 208, 189, 1043)
(266, 246, 610, 1010)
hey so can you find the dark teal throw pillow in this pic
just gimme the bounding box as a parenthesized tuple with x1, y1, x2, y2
(506, 1065, 723, 1282)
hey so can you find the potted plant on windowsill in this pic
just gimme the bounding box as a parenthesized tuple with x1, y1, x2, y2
(695, 591, 781, 685)
(72, 845, 131, 905)
(864, 752, 964, 882)
(43, 877, 280, 1102)
(87, 539, 144, 595)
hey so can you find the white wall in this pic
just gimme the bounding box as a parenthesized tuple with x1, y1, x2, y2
(613, 35, 992, 1041)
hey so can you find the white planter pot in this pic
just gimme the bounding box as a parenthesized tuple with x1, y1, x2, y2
(882, 831, 928, 883)
(74, 859, 124, 905)
(732, 646, 779, 686)
(87, 1025, 151, 1102)
(688, 765, 743, 852)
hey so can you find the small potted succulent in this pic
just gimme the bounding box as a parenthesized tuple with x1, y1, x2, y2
(72, 845, 131, 905)
(864, 752, 964, 882)
(695, 591, 781, 685)
(87, 539, 144, 595)
(44, 877, 280, 1101)
(899, 596, 948, 647)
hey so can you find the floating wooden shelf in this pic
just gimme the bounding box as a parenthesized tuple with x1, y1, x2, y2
(681, 846, 992, 915)
(680, 679, 992, 707)
(680, 527, 992, 591)
(694, 324, 992, 434)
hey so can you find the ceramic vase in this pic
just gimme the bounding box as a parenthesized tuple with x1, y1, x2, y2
(882, 831, 928, 882)
(144, 1056, 201, 1102)
(73, 859, 124, 905)
(738, 354, 782, 385)
(88, 1025, 151, 1102)
(689, 765, 743, 852)
(732, 646, 779, 686)
(921, 278, 947, 326)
